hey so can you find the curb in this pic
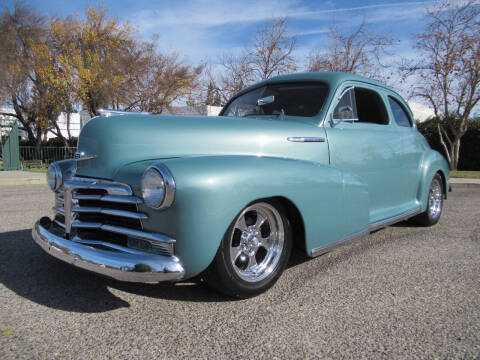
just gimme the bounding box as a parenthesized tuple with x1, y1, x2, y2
(0, 180, 46, 187)
(450, 182, 480, 189)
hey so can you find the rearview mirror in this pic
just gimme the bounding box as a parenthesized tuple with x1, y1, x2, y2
(256, 95, 274, 106)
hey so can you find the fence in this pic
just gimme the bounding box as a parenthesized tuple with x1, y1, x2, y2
(19, 146, 76, 167)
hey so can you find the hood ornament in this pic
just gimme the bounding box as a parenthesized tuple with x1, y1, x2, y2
(74, 151, 97, 161)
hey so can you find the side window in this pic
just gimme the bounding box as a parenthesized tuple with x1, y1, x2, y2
(333, 87, 358, 121)
(388, 96, 412, 127)
(354, 87, 389, 125)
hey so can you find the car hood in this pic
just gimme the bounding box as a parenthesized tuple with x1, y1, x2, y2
(75, 114, 327, 179)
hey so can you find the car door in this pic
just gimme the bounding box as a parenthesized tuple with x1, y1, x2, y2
(386, 94, 426, 208)
(324, 82, 407, 225)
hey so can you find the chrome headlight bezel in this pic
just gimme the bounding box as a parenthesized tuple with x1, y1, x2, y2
(47, 162, 62, 191)
(141, 163, 176, 210)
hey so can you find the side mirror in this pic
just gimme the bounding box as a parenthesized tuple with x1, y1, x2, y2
(256, 95, 274, 106)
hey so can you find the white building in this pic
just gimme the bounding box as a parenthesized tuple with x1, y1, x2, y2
(45, 112, 82, 140)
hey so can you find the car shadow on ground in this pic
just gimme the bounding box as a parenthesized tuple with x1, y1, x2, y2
(0, 229, 236, 313)
(0, 222, 421, 312)
(0, 229, 313, 312)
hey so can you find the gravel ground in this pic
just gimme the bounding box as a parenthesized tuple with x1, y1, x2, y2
(0, 184, 479, 359)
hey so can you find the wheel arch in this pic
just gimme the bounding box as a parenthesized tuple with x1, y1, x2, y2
(254, 196, 306, 253)
(417, 149, 450, 211)
(437, 169, 448, 199)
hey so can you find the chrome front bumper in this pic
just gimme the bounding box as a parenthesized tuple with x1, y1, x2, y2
(32, 218, 185, 283)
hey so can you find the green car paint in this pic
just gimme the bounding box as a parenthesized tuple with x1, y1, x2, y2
(75, 72, 449, 279)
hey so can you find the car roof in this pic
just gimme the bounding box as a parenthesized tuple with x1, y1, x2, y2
(233, 71, 395, 98)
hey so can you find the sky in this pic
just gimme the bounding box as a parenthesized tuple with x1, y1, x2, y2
(4, 0, 437, 68)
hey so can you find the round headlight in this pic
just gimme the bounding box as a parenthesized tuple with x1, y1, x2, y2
(46, 163, 62, 191)
(141, 164, 175, 210)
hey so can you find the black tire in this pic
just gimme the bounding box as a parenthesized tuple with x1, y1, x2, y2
(410, 173, 444, 226)
(203, 199, 292, 299)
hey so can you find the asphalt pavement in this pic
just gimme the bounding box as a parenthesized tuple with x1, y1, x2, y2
(0, 183, 479, 359)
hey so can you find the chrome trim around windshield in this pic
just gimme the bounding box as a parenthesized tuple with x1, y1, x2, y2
(287, 137, 326, 143)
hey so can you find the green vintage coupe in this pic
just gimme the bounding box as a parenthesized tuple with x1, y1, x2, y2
(32, 72, 450, 298)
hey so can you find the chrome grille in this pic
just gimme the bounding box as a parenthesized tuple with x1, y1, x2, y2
(52, 177, 174, 256)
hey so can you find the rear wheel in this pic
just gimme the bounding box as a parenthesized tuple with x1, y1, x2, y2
(204, 200, 292, 298)
(410, 173, 444, 226)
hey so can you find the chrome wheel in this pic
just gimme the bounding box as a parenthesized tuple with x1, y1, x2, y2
(428, 178, 443, 219)
(230, 202, 284, 283)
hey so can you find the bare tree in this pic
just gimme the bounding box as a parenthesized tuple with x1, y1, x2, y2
(127, 52, 203, 114)
(402, 0, 480, 170)
(218, 53, 255, 102)
(214, 18, 297, 101)
(249, 18, 297, 80)
(308, 20, 394, 79)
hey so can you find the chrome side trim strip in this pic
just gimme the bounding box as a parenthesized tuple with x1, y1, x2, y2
(53, 206, 65, 215)
(71, 237, 148, 255)
(369, 208, 421, 232)
(287, 137, 326, 143)
(101, 224, 176, 244)
(54, 219, 66, 229)
(71, 220, 174, 256)
(72, 194, 101, 201)
(72, 194, 143, 204)
(64, 178, 132, 196)
(33, 219, 184, 283)
(72, 221, 102, 229)
(64, 188, 73, 236)
(311, 207, 422, 257)
(311, 229, 369, 257)
(72, 206, 148, 220)
(71, 221, 175, 244)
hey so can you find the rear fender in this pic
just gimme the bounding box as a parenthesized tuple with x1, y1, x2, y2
(417, 149, 450, 211)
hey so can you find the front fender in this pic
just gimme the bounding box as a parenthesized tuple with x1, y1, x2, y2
(116, 155, 369, 279)
(417, 149, 450, 211)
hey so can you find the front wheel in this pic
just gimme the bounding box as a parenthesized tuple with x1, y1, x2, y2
(410, 173, 444, 226)
(203, 200, 292, 298)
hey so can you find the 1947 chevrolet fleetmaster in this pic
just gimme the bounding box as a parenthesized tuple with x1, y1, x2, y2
(32, 72, 449, 298)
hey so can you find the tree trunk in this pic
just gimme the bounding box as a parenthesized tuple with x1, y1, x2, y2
(450, 137, 461, 171)
(437, 123, 452, 167)
(66, 112, 72, 140)
(53, 120, 69, 147)
(35, 128, 42, 156)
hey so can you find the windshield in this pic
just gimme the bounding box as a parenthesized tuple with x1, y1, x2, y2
(221, 82, 329, 118)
